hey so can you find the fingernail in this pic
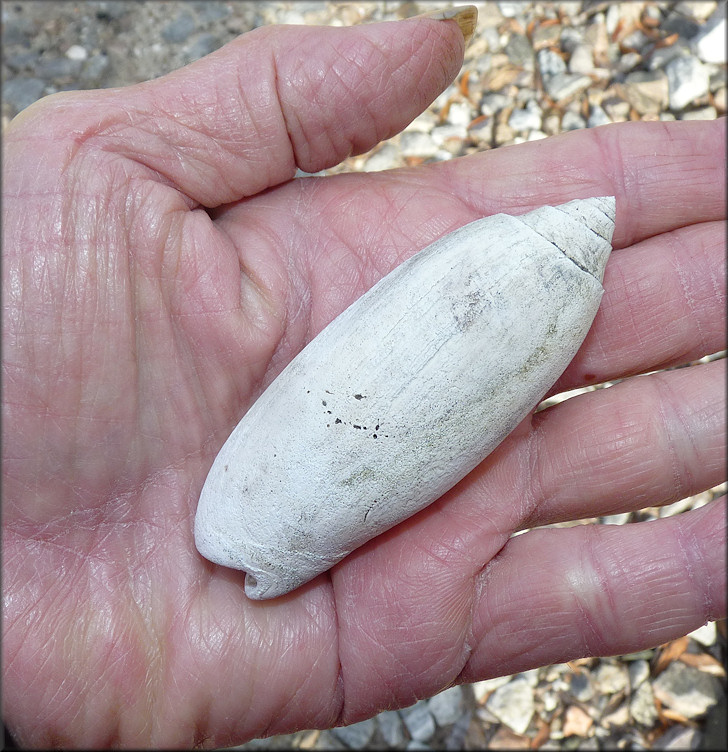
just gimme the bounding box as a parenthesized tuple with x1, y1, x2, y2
(414, 5, 478, 46)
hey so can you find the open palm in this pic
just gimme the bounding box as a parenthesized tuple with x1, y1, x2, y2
(2, 16, 725, 749)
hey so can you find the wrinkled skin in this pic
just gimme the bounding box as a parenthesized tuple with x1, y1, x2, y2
(2, 15, 725, 749)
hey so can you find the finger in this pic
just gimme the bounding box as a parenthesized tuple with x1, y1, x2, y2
(10, 15, 466, 208)
(442, 117, 726, 249)
(555, 219, 725, 390)
(220, 119, 724, 357)
(460, 498, 726, 681)
(521, 358, 726, 529)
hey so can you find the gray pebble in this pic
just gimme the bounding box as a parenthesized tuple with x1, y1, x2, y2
(480, 92, 511, 117)
(561, 109, 586, 131)
(35, 56, 83, 80)
(3, 77, 46, 112)
(485, 677, 535, 735)
(593, 662, 629, 694)
(428, 685, 464, 726)
(399, 131, 439, 158)
(161, 12, 197, 44)
(508, 99, 542, 131)
(628, 659, 651, 689)
(537, 47, 567, 78)
(544, 72, 592, 101)
(569, 671, 595, 702)
(569, 43, 594, 74)
(666, 54, 710, 109)
(402, 700, 436, 742)
(376, 709, 406, 747)
(620, 69, 669, 114)
(694, 4, 726, 64)
(363, 143, 401, 172)
(444, 709, 471, 750)
(651, 724, 702, 750)
(630, 682, 659, 727)
(79, 54, 111, 84)
(331, 718, 376, 749)
(652, 661, 724, 719)
(505, 33, 534, 69)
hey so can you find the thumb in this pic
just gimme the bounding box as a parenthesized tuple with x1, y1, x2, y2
(30, 8, 473, 207)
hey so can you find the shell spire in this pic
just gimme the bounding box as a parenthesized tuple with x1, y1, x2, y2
(517, 196, 615, 283)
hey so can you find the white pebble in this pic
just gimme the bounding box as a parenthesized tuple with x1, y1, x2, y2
(65, 44, 88, 61)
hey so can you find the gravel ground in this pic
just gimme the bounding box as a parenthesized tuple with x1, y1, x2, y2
(2, 1, 726, 750)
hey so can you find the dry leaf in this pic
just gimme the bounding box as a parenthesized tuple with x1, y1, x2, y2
(678, 652, 727, 676)
(530, 719, 551, 749)
(653, 635, 690, 675)
(659, 708, 698, 726)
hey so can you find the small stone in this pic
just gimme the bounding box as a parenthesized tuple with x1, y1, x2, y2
(406, 741, 431, 751)
(652, 661, 724, 718)
(399, 131, 439, 158)
(651, 724, 702, 750)
(363, 143, 401, 172)
(531, 23, 561, 49)
(689, 621, 717, 646)
(562, 705, 593, 737)
(480, 92, 512, 116)
(619, 70, 669, 115)
(506, 33, 535, 69)
(445, 101, 473, 128)
(617, 51, 643, 73)
(402, 700, 436, 742)
(468, 116, 494, 146)
(472, 675, 512, 703)
(161, 12, 196, 44)
(79, 53, 110, 84)
(587, 103, 612, 128)
(648, 39, 691, 70)
(628, 659, 651, 689)
(485, 677, 535, 735)
(569, 43, 594, 74)
(602, 701, 630, 727)
(445, 709, 471, 750)
(331, 718, 376, 749)
(630, 682, 659, 726)
(680, 105, 718, 120)
(694, 4, 726, 64)
(428, 685, 465, 726)
(537, 48, 567, 78)
(508, 99, 542, 131)
(593, 662, 629, 694)
(65, 44, 87, 61)
(568, 671, 594, 702)
(666, 55, 710, 110)
(561, 110, 586, 130)
(377, 710, 406, 747)
(3, 77, 46, 113)
(544, 72, 592, 101)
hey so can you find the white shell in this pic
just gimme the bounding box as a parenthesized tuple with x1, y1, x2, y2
(195, 196, 616, 599)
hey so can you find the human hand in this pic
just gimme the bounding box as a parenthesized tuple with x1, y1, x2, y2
(2, 9, 725, 748)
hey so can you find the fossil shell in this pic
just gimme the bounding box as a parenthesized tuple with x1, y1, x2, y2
(195, 196, 616, 599)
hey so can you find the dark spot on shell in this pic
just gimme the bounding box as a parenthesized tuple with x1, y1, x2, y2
(354, 394, 365, 400)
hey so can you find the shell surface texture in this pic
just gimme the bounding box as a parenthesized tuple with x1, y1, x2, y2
(195, 196, 616, 599)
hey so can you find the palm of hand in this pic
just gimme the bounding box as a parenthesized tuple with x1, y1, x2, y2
(2, 20, 725, 750)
